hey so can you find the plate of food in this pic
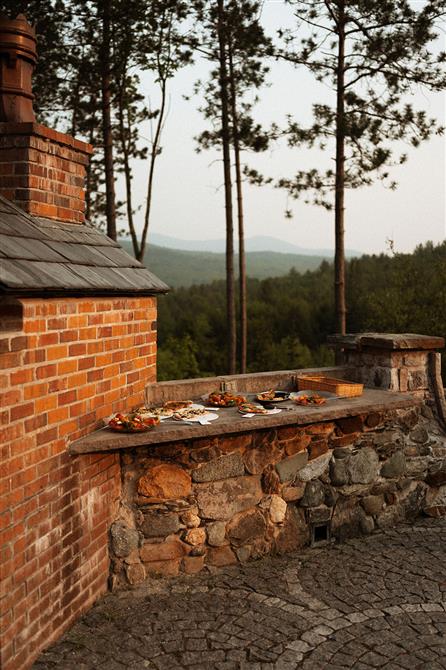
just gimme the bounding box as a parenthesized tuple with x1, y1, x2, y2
(107, 412, 160, 432)
(206, 391, 247, 407)
(255, 389, 290, 404)
(289, 391, 330, 406)
(238, 402, 282, 416)
(163, 400, 193, 411)
(173, 405, 219, 423)
(135, 399, 193, 420)
(135, 405, 175, 420)
(238, 402, 269, 415)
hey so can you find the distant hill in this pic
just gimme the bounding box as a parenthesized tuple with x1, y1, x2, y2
(148, 232, 361, 257)
(119, 240, 330, 287)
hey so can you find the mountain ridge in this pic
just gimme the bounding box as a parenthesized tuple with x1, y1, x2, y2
(119, 240, 336, 288)
(125, 232, 361, 257)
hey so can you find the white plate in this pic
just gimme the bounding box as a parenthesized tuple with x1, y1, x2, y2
(179, 412, 219, 424)
(138, 403, 209, 421)
(174, 405, 219, 424)
(242, 407, 282, 418)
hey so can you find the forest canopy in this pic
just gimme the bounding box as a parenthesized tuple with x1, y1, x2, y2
(157, 241, 446, 380)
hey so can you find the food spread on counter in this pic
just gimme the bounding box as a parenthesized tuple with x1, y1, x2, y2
(106, 385, 340, 433)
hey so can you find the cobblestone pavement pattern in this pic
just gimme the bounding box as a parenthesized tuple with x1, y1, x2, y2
(33, 518, 446, 670)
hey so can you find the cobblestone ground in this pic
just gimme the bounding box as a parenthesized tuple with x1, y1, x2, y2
(33, 518, 446, 670)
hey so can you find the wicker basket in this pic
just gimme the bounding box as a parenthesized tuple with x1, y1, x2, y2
(296, 375, 363, 397)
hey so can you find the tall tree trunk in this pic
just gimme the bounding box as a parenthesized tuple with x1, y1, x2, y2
(117, 82, 140, 258)
(85, 100, 97, 223)
(139, 77, 167, 263)
(228, 41, 247, 374)
(70, 75, 81, 137)
(217, 0, 237, 375)
(334, 0, 346, 335)
(100, 0, 117, 240)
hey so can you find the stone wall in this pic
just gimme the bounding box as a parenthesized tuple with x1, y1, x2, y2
(110, 406, 446, 586)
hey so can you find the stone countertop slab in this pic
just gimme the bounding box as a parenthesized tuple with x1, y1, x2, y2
(69, 389, 421, 455)
(328, 332, 445, 351)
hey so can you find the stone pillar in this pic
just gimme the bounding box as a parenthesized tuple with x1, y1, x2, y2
(328, 333, 445, 395)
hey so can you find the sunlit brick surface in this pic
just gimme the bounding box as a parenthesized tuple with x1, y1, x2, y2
(0, 123, 92, 223)
(0, 296, 157, 670)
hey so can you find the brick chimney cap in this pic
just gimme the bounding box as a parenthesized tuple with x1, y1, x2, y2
(0, 13, 37, 122)
(0, 13, 37, 63)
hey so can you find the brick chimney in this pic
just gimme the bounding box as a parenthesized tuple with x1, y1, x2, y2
(0, 14, 92, 223)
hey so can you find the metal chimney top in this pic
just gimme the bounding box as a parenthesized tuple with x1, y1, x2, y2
(0, 13, 37, 122)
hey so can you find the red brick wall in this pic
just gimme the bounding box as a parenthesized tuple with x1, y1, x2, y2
(0, 296, 157, 670)
(0, 122, 92, 223)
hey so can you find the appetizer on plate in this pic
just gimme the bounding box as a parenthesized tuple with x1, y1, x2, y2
(136, 405, 174, 419)
(163, 400, 193, 411)
(136, 399, 195, 419)
(107, 412, 160, 432)
(207, 391, 246, 407)
(173, 407, 209, 421)
(256, 389, 289, 403)
(238, 402, 269, 415)
(171, 407, 219, 423)
(292, 393, 326, 406)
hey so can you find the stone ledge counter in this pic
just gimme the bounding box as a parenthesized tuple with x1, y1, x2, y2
(70, 334, 446, 588)
(71, 389, 419, 454)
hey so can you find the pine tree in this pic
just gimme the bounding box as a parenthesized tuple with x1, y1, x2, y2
(279, 0, 446, 334)
(192, 0, 271, 373)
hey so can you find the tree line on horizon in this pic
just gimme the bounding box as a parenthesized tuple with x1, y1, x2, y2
(2, 0, 445, 375)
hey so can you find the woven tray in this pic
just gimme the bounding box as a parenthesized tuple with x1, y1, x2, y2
(296, 375, 363, 397)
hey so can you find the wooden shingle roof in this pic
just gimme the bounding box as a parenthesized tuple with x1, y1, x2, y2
(0, 196, 169, 296)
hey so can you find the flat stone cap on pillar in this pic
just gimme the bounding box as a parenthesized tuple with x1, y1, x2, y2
(328, 333, 445, 351)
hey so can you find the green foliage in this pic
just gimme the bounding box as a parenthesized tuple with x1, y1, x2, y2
(0, 0, 73, 124)
(5, 0, 191, 233)
(192, 0, 271, 155)
(157, 335, 201, 381)
(157, 241, 446, 380)
(347, 242, 446, 336)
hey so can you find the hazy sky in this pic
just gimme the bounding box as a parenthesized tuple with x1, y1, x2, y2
(121, 1, 446, 256)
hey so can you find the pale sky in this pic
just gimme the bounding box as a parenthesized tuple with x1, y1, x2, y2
(118, 0, 446, 256)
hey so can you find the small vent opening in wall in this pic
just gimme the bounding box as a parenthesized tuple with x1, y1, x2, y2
(311, 521, 331, 546)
